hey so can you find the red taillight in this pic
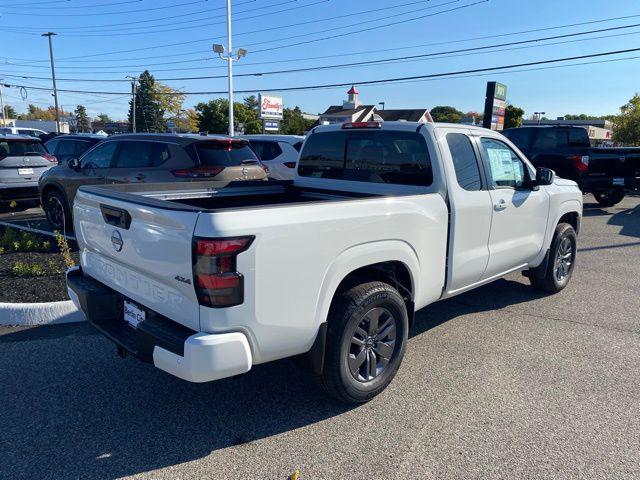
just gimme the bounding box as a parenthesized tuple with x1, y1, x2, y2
(283, 162, 296, 168)
(572, 155, 589, 173)
(193, 236, 254, 308)
(0, 154, 6, 162)
(260, 162, 269, 175)
(43, 153, 58, 164)
(342, 121, 382, 129)
(172, 165, 224, 178)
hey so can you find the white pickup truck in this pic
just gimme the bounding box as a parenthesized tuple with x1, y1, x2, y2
(67, 122, 583, 403)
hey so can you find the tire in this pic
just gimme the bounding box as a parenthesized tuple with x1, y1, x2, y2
(529, 223, 577, 294)
(320, 281, 409, 404)
(43, 189, 72, 232)
(593, 187, 625, 207)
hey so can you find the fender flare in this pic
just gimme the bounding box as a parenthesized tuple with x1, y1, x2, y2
(312, 239, 420, 329)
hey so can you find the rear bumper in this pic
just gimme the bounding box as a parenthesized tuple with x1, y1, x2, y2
(0, 185, 39, 201)
(66, 267, 252, 383)
(580, 175, 638, 192)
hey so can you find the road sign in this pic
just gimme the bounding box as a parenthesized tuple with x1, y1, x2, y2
(263, 119, 280, 132)
(259, 94, 284, 120)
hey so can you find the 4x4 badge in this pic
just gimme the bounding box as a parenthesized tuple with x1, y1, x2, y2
(174, 275, 192, 285)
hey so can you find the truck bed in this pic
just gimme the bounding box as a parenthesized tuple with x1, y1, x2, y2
(79, 180, 378, 212)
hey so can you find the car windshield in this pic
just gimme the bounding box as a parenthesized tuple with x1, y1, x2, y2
(0, 140, 47, 156)
(195, 140, 259, 166)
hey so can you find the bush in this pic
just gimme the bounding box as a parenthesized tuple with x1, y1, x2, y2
(0, 228, 52, 254)
(10, 261, 47, 277)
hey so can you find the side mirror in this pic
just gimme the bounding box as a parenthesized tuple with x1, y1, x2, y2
(67, 157, 80, 170)
(535, 167, 555, 186)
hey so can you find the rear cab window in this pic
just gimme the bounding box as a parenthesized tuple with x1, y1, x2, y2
(195, 140, 259, 166)
(530, 128, 590, 149)
(298, 130, 432, 186)
(502, 128, 534, 150)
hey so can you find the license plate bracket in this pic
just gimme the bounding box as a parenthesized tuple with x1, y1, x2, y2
(18, 168, 34, 175)
(123, 300, 145, 328)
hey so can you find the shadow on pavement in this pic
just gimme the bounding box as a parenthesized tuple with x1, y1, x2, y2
(0, 278, 546, 479)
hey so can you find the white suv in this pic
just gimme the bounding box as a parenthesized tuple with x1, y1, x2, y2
(242, 135, 304, 180)
(0, 127, 48, 138)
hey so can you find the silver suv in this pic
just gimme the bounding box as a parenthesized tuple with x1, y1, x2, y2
(0, 135, 57, 203)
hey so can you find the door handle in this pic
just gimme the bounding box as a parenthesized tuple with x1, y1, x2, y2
(494, 199, 507, 211)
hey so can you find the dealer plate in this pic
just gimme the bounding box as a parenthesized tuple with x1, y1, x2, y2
(613, 177, 625, 186)
(123, 300, 145, 328)
(18, 168, 34, 175)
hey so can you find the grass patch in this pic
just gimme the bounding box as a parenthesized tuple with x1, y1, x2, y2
(0, 228, 51, 254)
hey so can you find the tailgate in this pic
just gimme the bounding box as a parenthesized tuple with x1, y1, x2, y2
(73, 189, 201, 331)
(589, 149, 640, 177)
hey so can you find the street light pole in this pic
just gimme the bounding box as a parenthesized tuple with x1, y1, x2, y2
(213, 1, 247, 137)
(42, 32, 60, 133)
(226, 0, 234, 136)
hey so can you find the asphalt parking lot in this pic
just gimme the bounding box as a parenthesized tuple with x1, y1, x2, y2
(1, 193, 639, 480)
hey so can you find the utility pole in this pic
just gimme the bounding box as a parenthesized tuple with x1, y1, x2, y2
(127, 76, 137, 133)
(213, 0, 247, 137)
(42, 32, 60, 133)
(0, 81, 6, 127)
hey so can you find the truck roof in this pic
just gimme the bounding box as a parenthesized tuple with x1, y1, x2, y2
(311, 121, 495, 134)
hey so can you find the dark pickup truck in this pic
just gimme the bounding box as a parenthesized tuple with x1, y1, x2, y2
(503, 126, 640, 206)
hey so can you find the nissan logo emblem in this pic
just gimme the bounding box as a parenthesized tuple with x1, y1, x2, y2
(111, 230, 124, 252)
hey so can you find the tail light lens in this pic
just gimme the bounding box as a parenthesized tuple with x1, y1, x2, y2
(572, 155, 589, 173)
(43, 153, 58, 164)
(172, 165, 224, 178)
(259, 162, 269, 175)
(193, 236, 254, 308)
(283, 162, 296, 168)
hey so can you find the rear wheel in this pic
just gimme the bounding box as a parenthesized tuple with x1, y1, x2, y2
(320, 281, 408, 404)
(593, 187, 625, 207)
(529, 223, 577, 294)
(44, 189, 71, 232)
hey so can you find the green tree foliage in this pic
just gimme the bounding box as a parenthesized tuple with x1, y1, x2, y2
(96, 113, 112, 124)
(17, 104, 71, 121)
(243, 95, 259, 111)
(195, 98, 261, 135)
(74, 105, 90, 132)
(281, 106, 315, 135)
(3, 105, 17, 119)
(504, 104, 525, 129)
(430, 105, 463, 123)
(612, 94, 640, 145)
(128, 70, 165, 132)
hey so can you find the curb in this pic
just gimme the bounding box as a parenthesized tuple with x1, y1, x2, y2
(0, 300, 86, 326)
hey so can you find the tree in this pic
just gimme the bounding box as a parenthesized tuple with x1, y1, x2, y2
(96, 113, 112, 124)
(243, 95, 259, 111)
(74, 105, 90, 132)
(128, 70, 165, 132)
(195, 98, 262, 134)
(16, 104, 71, 121)
(430, 105, 463, 123)
(281, 106, 314, 135)
(504, 104, 524, 129)
(612, 94, 640, 145)
(3, 105, 17, 119)
(152, 82, 185, 123)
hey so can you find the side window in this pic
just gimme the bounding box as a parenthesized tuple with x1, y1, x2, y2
(81, 141, 118, 169)
(74, 140, 94, 157)
(446, 133, 482, 191)
(249, 141, 282, 161)
(56, 140, 78, 159)
(292, 141, 303, 152)
(115, 141, 170, 168)
(480, 138, 528, 189)
(502, 129, 533, 150)
(45, 138, 60, 155)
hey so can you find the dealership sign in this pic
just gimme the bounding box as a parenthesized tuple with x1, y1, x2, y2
(482, 82, 508, 131)
(259, 94, 284, 119)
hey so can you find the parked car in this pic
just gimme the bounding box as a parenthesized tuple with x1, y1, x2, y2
(39, 133, 267, 230)
(502, 125, 640, 206)
(0, 135, 57, 203)
(67, 121, 582, 403)
(0, 126, 48, 139)
(242, 134, 304, 180)
(45, 134, 104, 165)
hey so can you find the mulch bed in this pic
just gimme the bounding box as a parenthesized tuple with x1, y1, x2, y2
(0, 227, 80, 303)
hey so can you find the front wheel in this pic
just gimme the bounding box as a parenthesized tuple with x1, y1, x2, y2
(529, 223, 577, 294)
(320, 281, 408, 404)
(593, 187, 625, 207)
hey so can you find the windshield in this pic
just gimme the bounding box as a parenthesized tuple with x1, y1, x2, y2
(195, 141, 259, 166)
(0, 140, 47, 157)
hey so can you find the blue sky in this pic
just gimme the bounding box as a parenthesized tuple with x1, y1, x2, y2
(1, 0, 639, 121)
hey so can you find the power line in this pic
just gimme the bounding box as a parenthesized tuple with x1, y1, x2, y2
(2, 0, 148, 9)
(0, 0, 210, 16)
(5, 46, 640, 96)
(6, 22, 640, 83)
